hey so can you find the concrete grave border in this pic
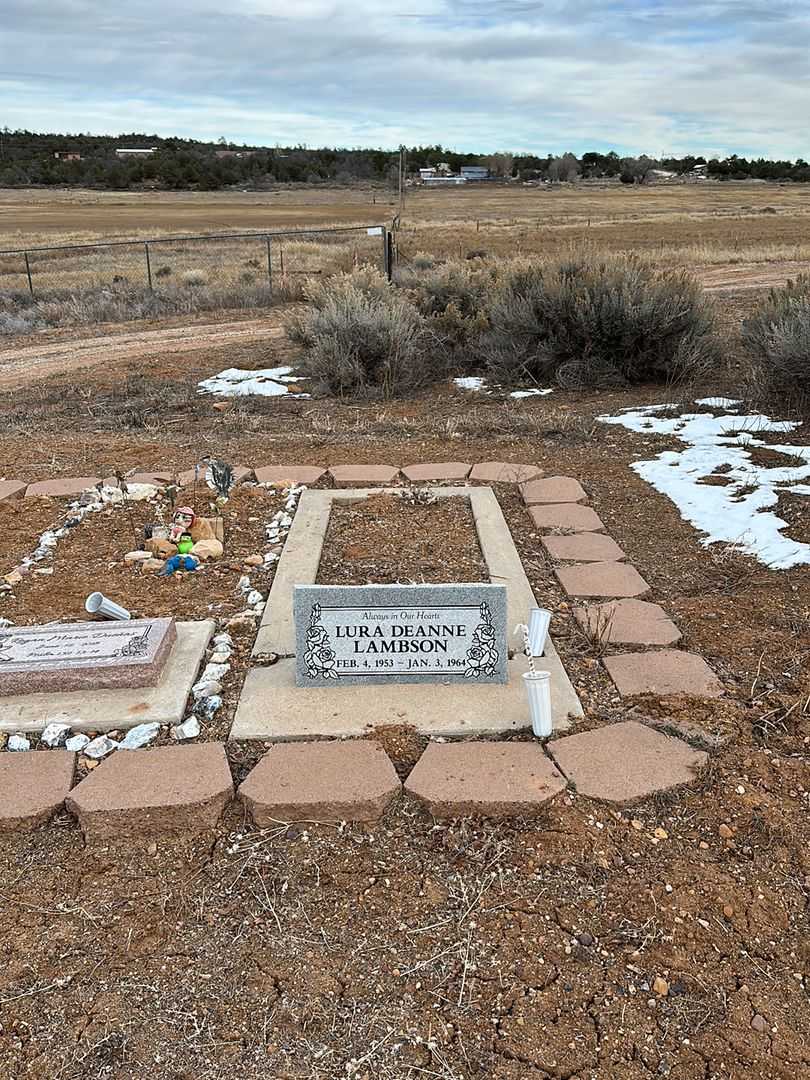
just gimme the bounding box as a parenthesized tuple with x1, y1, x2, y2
(0, 620, 214, 733)
(233, 488, 582, 741)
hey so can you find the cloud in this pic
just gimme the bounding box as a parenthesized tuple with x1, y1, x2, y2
(2, 0, 809, 157)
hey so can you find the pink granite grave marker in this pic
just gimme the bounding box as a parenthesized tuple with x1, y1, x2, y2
(0, 618, 176, 696)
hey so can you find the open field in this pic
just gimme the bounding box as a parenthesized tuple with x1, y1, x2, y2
(4, 182, 810, 272)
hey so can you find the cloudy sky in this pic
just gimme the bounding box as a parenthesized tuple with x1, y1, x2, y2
(3, 1, 809, 158)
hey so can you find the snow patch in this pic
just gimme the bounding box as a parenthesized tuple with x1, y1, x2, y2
(694, 396, 742, 410)
(509, 388, 554, 399)
(598, 405, 810, 569)
(454, 377, 553, 398)
(198, 366, 310, 398)
(454, 376, 488, 392)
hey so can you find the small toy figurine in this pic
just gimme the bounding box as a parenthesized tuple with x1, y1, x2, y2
(160, 534, 199, 575)
(145, 505, 223, 562)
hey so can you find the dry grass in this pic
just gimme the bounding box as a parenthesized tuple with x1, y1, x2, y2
(5, 182, 810, 271)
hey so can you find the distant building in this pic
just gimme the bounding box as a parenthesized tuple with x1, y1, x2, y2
(54, 151, 82, 161)
(422, 176, 467, 185)
(460, 165, 490, 180)
(115, 147, 158, 158)
(215, 149, 259, 159)
(419, 167, 437, 180)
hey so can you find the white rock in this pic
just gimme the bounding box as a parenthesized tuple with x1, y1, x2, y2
(41, 721, 72, 748)
(194, 694, 222, 718)
(65, 733, 90, 752)
(84, 735, 118, 759)
(252, 601, 266, 614)
(38, 531, 58, 548)
(237, 575, 251, 592)
(192, 679, 222, 700)
(246, 590, 263, 607)
(119, 722, 160, 750)
(8, 734, 31, 752)
(124, 550, 152, 564)
(213, 633, 234, 647)
(172, 716, 201, 741)
(200, 662, 230, 683)
(209, 649, 232, 664)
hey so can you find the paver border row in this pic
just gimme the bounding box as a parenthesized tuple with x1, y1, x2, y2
(0, 462, 545, 501)
(527, 475, 724, 698)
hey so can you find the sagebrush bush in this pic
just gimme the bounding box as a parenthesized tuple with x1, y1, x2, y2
(287, 269, 441, 397)
(475, 256, 718, 388)
(741, 276, 810, 411)
(400, 259, 493, 317)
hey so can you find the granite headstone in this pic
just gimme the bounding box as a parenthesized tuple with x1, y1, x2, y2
(294, 584, 508, 687)
(0, 618, 176, 696)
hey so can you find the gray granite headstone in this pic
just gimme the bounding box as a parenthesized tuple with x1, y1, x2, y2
(294, 584, 508, 687)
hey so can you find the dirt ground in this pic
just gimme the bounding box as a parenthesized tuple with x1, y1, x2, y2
(1, 353, 808, 1078)
(317, 493, 488, 586)
(0, 189, 809, 1078)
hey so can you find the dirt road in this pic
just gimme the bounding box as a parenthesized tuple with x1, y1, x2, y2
(0, 316, 285, 389)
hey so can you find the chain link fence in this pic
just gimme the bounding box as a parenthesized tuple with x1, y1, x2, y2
(0, 224, 388, 297)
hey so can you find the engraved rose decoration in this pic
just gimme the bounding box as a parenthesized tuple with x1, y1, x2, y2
(304, 603, 339, 679)
(464, 602, 499, 678)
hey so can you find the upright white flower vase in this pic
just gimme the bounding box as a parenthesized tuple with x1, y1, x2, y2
(523, 669, 553, 738)
(527, 607, 552, 656)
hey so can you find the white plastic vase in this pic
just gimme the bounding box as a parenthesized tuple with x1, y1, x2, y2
(527, 607, 551, 657)
(523, 669, 553, 738)
(85, 591, 131, 621)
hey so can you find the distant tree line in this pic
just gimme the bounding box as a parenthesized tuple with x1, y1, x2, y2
(1, 130, 809, 190)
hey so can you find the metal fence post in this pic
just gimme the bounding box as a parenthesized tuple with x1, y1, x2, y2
(144, 242, 153, 290)
(381, 227, 388, 279)
(266, 237, 272, 295)
(23, 252, 34, 297)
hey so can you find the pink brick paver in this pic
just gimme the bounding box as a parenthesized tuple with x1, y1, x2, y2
(0, 481, 27, 502)
(176, 465, 254, 487)
(522, 476, 587, 505)
(402, 462, 472, 482)
(555, 561, 651, 598)
(548, 720, 708, 802)
(103, 471, 175, 487)
(329, 464, 400, 486)
(603, 650, 724, 699)
(543, 533, 626, 562)
(25, 477, 101, 498)
(254, 465, 327, 486)
(574, 599, 682, 646)
(405, 742, 566, 819)
(0, 751, 75, 832)
(469, 462, 542, 484)
(239, 741, 401, 824)
(529, 504, 606, 533)
(66, 744, 233, 841)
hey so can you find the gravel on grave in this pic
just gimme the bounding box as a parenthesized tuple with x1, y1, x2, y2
(316, 492, 489, 585)
(0, 484, 280, 626)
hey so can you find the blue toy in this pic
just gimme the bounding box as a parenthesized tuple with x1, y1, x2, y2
(160, 554, 199, 576)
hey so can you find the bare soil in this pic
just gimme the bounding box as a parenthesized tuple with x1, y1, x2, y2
(0, 275, 808, 1078)
(316, 493, 488, 586)
(0, 485, 279, 627)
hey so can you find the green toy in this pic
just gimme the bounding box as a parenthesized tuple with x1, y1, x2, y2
(176, 533, 194, 555)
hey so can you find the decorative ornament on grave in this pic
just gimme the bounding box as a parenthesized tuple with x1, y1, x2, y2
(143, 506, 224, 566)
